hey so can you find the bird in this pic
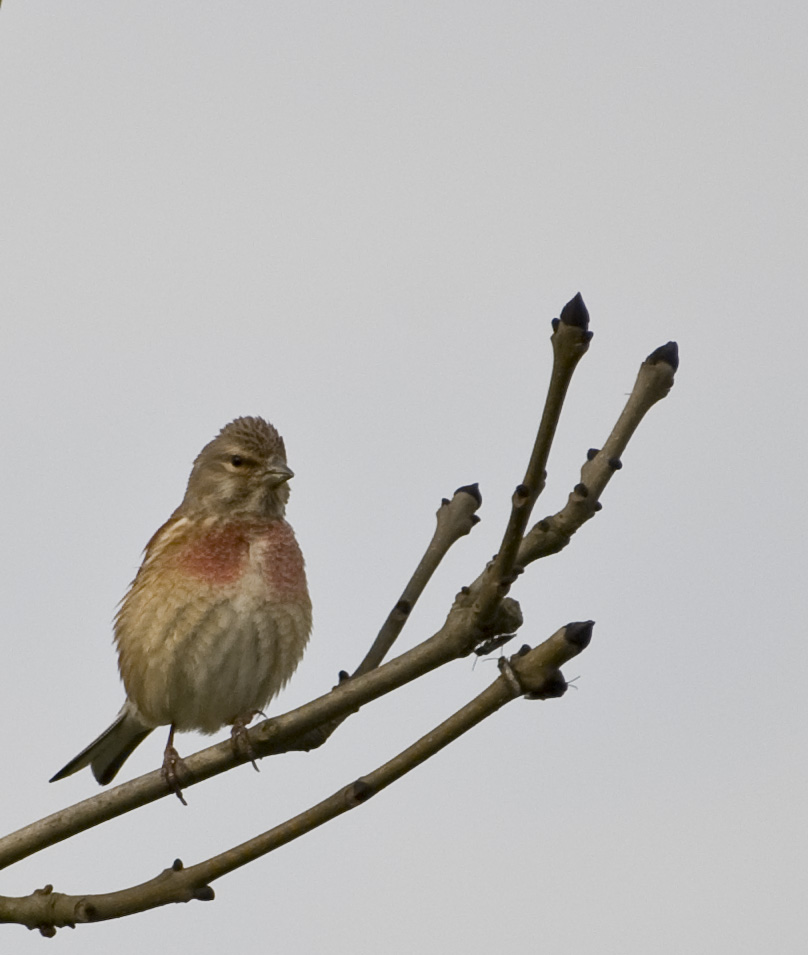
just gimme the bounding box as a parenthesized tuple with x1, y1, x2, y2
(50, 416, 312, 802)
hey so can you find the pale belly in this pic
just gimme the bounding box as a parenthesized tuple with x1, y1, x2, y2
(136, 595, 310, 732)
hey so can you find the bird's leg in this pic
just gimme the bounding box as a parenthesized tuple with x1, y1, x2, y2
(161, 725, 189, 805)
(230, 710, 265, 771)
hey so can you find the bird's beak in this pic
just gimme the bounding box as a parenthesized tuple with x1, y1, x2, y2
(265, 461, 294, 487)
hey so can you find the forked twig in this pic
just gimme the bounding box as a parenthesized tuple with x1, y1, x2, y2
(519, 342, 679, 565)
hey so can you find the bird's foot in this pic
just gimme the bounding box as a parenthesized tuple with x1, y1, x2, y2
(161, 728, 189, 805)
(230, 710, 264, 772)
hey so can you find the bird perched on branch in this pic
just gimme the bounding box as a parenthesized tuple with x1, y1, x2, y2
(50, 416, 312, 802)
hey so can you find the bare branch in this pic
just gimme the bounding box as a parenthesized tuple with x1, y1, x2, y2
(354, 483, 482, 676)
(285, 485, 484, 755)
(475, 295, 591, 622)
(0, 587, 522, 871)
(0, 328, 675, 874)
(0, 622, 592, 934)
(0, 298, 677, 938)
(519, 342, 678, 565)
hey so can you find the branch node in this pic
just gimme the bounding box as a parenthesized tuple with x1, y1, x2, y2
(346, 779, 375, 807)
(514, 483, 530, 502)
(75, 899, 97, 922)
(524, 670, 568, 700)
(486, 596, 523, 637)
(394, 599, 412, 617)
(497, 656, 524, 697)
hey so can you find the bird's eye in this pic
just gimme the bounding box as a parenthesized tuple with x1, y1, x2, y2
(231, 455, 244, 467)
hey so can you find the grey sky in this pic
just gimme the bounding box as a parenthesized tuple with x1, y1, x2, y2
(1, 2, 806, 952)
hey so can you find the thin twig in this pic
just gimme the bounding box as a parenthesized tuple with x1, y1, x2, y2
(284, 486, 483, 754)
(354, 484, 482, 676)
(519, 342, 678, 565)
(473, 294, 592, 622)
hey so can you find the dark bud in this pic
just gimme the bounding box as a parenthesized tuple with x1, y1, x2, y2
(351, 779, 374, 804)
(525, 671, 568, 700)
(456, 482, 482, 504)
(395, 599, 412, 616)
(551, 317, 560, 331)
(537, 519, 550, 531)
(584, 330, 594, 342)
(441, 497, 449, 506)
(559, 292, 590, 329)
(38, 926, 57, 939)
(574, 483, 589, 497)
(337, 670, 350, 683)
(172, 859, 184, 871)
(460, 585, 470, 595)
(518, 644, 531, 656)
(565, 620, 595, 649)
(594, 502, 603, 511)
(587, 448, 600, 460)
(608, 458, 622, 470)
(647, 341, 679, 371)
(470, 513, 481, 525)
(515, 483, 530, 499)
(193, 885, 216, 902)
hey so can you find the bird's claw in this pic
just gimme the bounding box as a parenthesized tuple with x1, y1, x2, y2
(230, 711, 262, 772)
(162, 744, 189, 806)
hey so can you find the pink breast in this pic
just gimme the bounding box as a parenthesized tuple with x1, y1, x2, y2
(176, 520, 307, 596)
(257, 521, 308, 598)
(176, 524, 250, 584)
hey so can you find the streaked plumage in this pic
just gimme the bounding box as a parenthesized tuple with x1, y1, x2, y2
(51, 416, 312, 788)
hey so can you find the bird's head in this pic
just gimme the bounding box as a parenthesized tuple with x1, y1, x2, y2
(180, 416, 294, 520)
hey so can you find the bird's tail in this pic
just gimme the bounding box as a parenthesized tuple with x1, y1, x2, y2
(50, 703, 153, 785)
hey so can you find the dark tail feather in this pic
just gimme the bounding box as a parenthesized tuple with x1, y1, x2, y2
(50, 705, 153, 785)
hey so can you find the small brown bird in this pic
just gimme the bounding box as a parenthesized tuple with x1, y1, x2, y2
(51, 417, 312, 800)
